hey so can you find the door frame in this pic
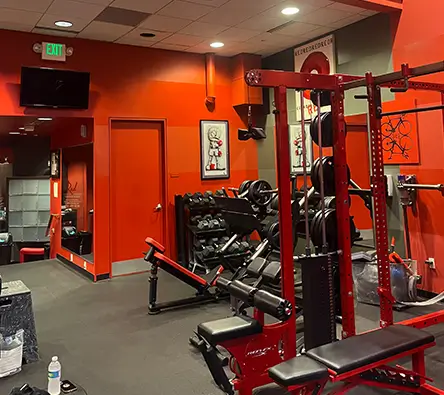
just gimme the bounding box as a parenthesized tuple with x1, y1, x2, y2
(108, 118, 168, 273)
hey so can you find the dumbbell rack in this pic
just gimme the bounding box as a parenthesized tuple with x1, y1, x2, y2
(175, 194, 253, 273)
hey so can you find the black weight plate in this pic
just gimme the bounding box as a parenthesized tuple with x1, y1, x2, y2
(267, 221, 298, 251)
(313, 156, 351, 196)
(239, 180, 252, 195)
(270, 195, 279, 211)
(248, 180, 273, 207)
(311, 157, 322, 193)
(310, 112, 348, 148)
(310, 90, 331, 107)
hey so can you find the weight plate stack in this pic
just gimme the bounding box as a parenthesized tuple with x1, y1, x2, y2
(310, 112, 347, 147)
(311, 156, 350, 196)
(248, 180, 273, 207)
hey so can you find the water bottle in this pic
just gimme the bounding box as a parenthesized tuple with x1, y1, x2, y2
(48, 356, 61, 395)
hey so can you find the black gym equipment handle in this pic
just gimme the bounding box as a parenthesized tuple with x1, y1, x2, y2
(144, 246, 155, 262)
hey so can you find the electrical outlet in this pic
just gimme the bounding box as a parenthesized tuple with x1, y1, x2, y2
(425, 257, 436, 269)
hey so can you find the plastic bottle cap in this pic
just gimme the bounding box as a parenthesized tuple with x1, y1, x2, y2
(52, 356, 58, 362)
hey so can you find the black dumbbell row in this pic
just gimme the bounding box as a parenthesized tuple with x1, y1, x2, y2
(190, 213, 226, 231)
(194, 237, 253, 262)
(183, 191, 216, 208)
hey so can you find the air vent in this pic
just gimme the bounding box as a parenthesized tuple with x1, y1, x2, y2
(267, 20, 296, 34)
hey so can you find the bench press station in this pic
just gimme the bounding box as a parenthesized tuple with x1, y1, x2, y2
(193, 61, 444, 395)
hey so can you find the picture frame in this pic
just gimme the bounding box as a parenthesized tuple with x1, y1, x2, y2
(50, 149, 60, 179)
(289, 123, 313, 175)
(200, 120, 230, 180)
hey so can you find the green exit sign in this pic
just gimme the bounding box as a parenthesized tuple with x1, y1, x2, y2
(42, 42, 66, 62)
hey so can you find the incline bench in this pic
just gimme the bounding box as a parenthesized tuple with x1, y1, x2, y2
(269, 325, 436, 394)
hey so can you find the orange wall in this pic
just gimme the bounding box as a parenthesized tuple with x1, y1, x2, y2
(0, 29, 257, 279)
(391, 1, 444, 292)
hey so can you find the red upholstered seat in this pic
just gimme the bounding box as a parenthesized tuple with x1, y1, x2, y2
(145, 237, 165, 253)
(20, 248, 45, 263)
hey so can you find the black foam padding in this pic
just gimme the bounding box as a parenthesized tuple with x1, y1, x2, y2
(215, 277, 231, 290)
(198, 316, 262, 345)
(246, 257, 267, 277)
(253, 290, 292, 321)
(307, 325, 435, 374)
(227, 280, 255, 304)
(269, 355, 328, 386)
(262, 261, 281, 285)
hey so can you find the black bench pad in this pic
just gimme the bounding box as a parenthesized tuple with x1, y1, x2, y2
(307, 325, 434, 374)
(269, 356, 329, 387)
(198, 316, 262, 345)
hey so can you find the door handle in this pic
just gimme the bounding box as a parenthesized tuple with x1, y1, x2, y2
(154, 203, 162, 212)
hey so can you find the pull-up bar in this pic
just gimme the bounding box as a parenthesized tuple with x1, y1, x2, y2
(379, 103, 444, 118)
(342, 61, 444, 90)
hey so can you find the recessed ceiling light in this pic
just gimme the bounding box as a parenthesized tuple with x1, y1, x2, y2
(38, 117, 52, 121)
(140, 32, 156, 38)
(19, 127, 25, 130)
(282, 7, 300, 15)
(55, 20, 73, 28)
(210, 42, 224, 48)
(9, 132, 20, 135)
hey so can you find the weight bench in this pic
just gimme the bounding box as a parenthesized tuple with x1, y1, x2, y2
(269, 325, 436, 394)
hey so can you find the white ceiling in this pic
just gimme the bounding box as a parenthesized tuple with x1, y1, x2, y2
(0, 0, 378, 57)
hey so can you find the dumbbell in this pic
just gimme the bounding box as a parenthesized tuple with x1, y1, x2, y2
(194, 238, 206, 251)
(190, 215, 202, 225)
(227, 242, 241, 255)
(215, 213, 226, 228)
(202, 245, 215, 259)
(215, 189, 225, 197)
(189, 193, 202, 207)
(197, 218, 210, 230)
(202, 191, 213, 206)
(195, 192, 205, 207)
(183, 192, 193, 204)
(238, 241, 251, 253)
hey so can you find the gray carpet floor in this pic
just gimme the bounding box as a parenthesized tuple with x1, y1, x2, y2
(0, 259, 443, 395)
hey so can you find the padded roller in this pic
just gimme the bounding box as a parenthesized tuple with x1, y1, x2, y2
(228, 280, 257, 304)
(253, 290, 292, 321)
(216, 277, 231, 290)
(262, 261, 282, 285)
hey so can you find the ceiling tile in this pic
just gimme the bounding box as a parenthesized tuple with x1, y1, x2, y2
(158, 0, 215, 20)
(152, 42, 191, 51)
(179, 21, 228, 37)
(330, 14, 366, 29)
(0, 7, 42, 24)
(0, 21, 34, 32)
(94, 6, 149, 26)
(221, 0, 282, 13)
(360, 9, 378, 16)
(77, 21, 132, 41)
(198, 7, 253, 26)
(307, 0, 333, 6)
(47, 0, 105, 19)
(33, 27, 78, 36)
(217, 27, 260, 42)
(37, 14, 92, 31)
(185, 0, 228, 6)
(115, 37, 155, 46)
(0, 0, 52, 13)
(274, 21, 320, 36)
(110, 0, 170, 13)
(139, 14, 191, 32)
(249, 31, 299, 46)
(299, 7, 353, 26)
(161, 32, 205, 45)
(326, 2, 365, 14)
(74, 0, 113, 5)
(240, 14, 283, 32)
(299, 26, 332, 40)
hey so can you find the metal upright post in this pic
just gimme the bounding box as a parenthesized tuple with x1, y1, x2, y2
(366, 73, 394, 327)
(274, 85, 296, 358)
(332, 77, 356, 338)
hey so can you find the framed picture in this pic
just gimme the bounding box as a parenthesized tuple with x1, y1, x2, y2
(50, 149, 60, 179)
(290, 123, 313, 175)
(200, 120, 230, 180)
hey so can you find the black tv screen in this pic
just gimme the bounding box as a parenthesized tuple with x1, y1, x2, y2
(20, 67, 90, 109)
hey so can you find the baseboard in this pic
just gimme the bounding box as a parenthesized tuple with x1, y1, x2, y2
(57, 254, 94, 281)
(96, 273, 110, 281)
(418, 288, 437, 299)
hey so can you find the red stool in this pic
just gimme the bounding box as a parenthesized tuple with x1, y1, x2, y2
(20, 248, 45, 263)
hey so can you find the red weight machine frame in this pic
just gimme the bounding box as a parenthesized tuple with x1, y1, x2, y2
(244, 60, 444, 393)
